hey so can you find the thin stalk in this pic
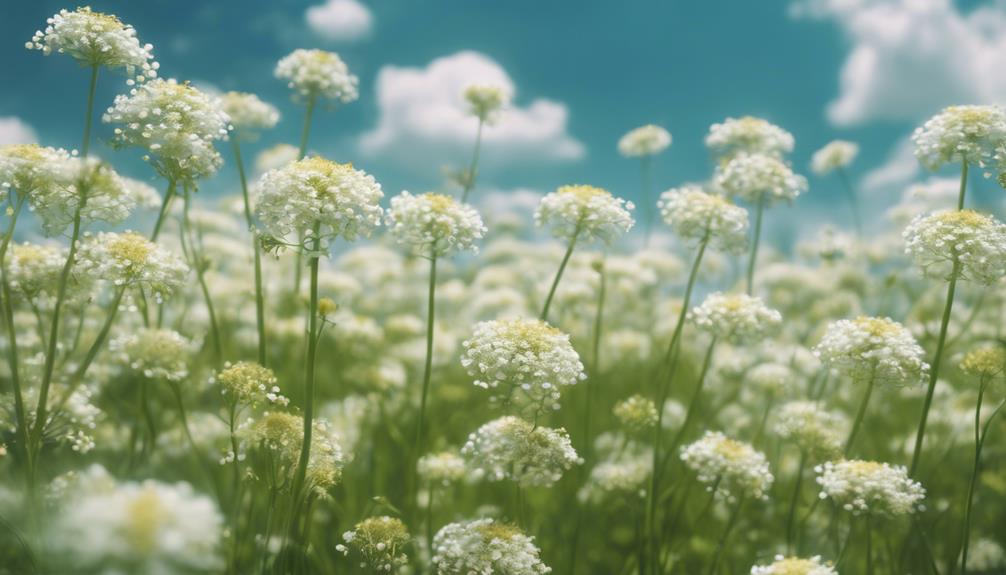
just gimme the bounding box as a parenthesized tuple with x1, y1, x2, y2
(751, 395, 775, 447)
(668, 337, 717, 455)
(411, 252, 438, 514)
(641, 155, 654, 247)
(0, 194, 30, 477)
(232, 138, 267, 365)
(845, 369, 877, 456)
(425, 483, 435, 562)
(836, 167, 861, 236)
(785, 451, 807, 553)
(540, 228, 580, 321)
(293, 95, 317, 296)
(866, 514, 874, 575)
(181, 189, 223, 362)
(583, 258, 607, 460)
(745, 195, 766, 295)
(960, 378, 1003, 574)
(151, 179, 176, 241)
(460, 118, 484, 204)
(706, 495, 746, 575)
(81, 65, 98, 157)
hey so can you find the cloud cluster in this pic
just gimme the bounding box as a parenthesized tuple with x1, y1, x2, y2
(306, 0, 373, 42)
(0, 117, 37, 145)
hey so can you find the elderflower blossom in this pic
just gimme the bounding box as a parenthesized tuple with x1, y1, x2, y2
(750, 555, 838, 575)
(244, 412, 344, 496)
(432, 519, 551, 575)
(912, 105, 1006, 170)
(811, 140, 859, 175)
(903, 210, 1006, 285)
(254, 157, 384, 248)
(76, 231, 188, 303)
(813, 317, 929, 386)
(275, 49, 358, 103)
(4, 242, 66, 300)
(613, 395, 659, 432)
(337, 516, 410, 573)
(103, 78, 229, 182)
(219, 91, 280, 135)
(658, 185, 749, 253)
(48, 465, 222, 573)
(109, 328, 194, 382)
(464, 84, 509, 124)
(716, 153, 807, 205)
(775, 401, 846, 458)
(461, 416, 581, 487)
(26, 7, 158, 85)
(706, 116, 794, 159)
(689, 292, 782, 343)
(679, 431, 774, 501)
(418, 451, 467, 486)
(534, 185, 634, 243)
(385, 192, 487, 256)
(461, 319, 585, 412)
(0, 144, 74, 200)
(960, 346, 1006, 379)
(213, 361, 288, 407)
(618, 124, 672, 157)
(815, 459, 925, 516)
(31, 157, 137, 235)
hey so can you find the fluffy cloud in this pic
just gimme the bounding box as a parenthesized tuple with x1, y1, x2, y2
(306, 0, 372, 42)
(861, 136, 919, 192)
(359, 51, 585, 170)
(792, 0, 1006, 125)
(0, 117, 37, 145)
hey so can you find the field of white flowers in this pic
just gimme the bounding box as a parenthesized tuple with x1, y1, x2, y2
(1, 6, 1005, 575)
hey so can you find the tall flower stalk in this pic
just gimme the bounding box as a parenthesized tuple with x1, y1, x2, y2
(459, 84, 506, 204)
(618, 124, 671, 246)
(811, 140, 860, 236)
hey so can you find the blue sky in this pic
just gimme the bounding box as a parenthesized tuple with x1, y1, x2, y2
(3, 0, 1005, 241)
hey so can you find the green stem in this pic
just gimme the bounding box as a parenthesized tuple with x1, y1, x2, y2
(745, 195, 765, 295)
(181, 189, 223, 362)
(668, 337, 717, 454)
(961, 379, 1002, 575)
(706, 495, 746, 575)
(0, 195, 31, 478)
(460, 119, 484, 204)
(81, 65, 98, 157)
(866, 514, 874, 575)
(583, 258, 607, 461)
(411, 252, 438, 513)
(232, 139, 267, 365)
(151, 179, 176, 242)
(292, 96, 317, 298)
(425, 482, 435, 562)
(785, 451, 807, 553)
(837, 167, 861, 237)
(845, 369, 877, 456)
(539, 227, 580, 321)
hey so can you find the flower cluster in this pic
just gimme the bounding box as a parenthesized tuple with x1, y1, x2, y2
(813, 317, 929, 386)
(535, 185, 634, 243)
(903, 209, 1006, 285)
(461, 319, 585, 412)
(255, 157, 384, 248)
(618, 124, 672, 157)
(461, 416, 581, 487)
(109, 328, 194, 382)
(679, 431, 774, 500)
(774, 401, 846, 458)
(26, 7, 158, 84)
(750, 555, 837, 575)
(336, 516, 410, 573)
(432, 519, 551, 575)
(464, 84, 509, 124)
(716, 153, 807, 205)
(0, 144, 74, 199)
(912, 105, 1006, 169)
(219, 91, 279, 135)
(214, 361, 288, 407)
(577, 452, 651, 504)
(811, 140, 858, 175)
(275, 49, 359, 103)
(658, 185, 749, 253)
(4, 242, 66, 300)
(34, 158, 138, 235)
(689, 292, 782, 343)
(959, 346, 1006, 379)
(706, 116, 794, 159)
(613, 395, 659, 432)
(815, 459, 925, 516)
(386, 192, 487, 256)
(417, 451, 467, 486)
(245, 412, 344, 496)
(76, 231, 188, 302)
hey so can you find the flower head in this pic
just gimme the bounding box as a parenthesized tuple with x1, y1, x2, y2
(4, 242, 66, 300)
(811, 140, 858, 175)
(577, 451, 652, 504)
(417, 451, 467, 486)
(461, 416, 581, 487)
(912, 105, 1006, 169)
(337, 516, 410, 573)
(716, 153, 807, 205)
(386, 191, 486, 256)
(689, 292, 782, 343)
(680, 431, 774, 500)
(34, 158, 137, 235)
(618, 124, 672, 157)
(220, 91, 279, 136)
(813, 317, 929, 386)
(959, 346, 1006, 379)
(245, 412, 344, 496)
(658, 185, 748, 253)
(214, 361, 288, 407)
(903, 209, 1006, 285)
(613, 395, 659, 432)
(775, 401, 846, 458)
(27, 7, 158, 84)
(76, 231, 188, 303)
(535, 185, 634, 243)
(0, 144, 74, 199)
(706, 116, 794, 159)
(464, 84, 509, 124)
(275, 49, 358, 103)
(432, 518, 551, 575)
(815, 459, 925, 516)
(110, 328, 194, 382)
(750, 555, 838, 575)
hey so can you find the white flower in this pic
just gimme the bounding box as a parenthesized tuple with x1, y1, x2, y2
(214, 361, 288, 407)
(461, 416, 581, 487)
(689, 292, 782, 343)
(464, 84, 509, 124)
(815, 459, 925, 516)
(912, 105, 1006, 170)
(716, 153, 807, 205)
(76, 231, 188, 303)
(110, 328, 194, 382)
(965, 538, 1006, 571)
(613, 395, 659, 432)
(4, 242, 66, 299)
(275, 49, 358, 103)
(103, 79, 230, 182)
(417, 451, 468, 486)
(385, 192, 486, 256)
(0, 144, 74, 199)
(679, 431, 774, 501)
(658, 185, 749, 253)
(337, 516, 409, 572)
(254, 156, 384, 249)
(903, 209, 1006, 285)
(813, 317, 929, 386)
(432, 518, 551, 575)
(774, 401, 847, 458)
(535, 184, 634, 243)
(750, 555, 838, 575)
(811, 140, 858, 175)
(27, 7, 158, 85)
(577, 451, 652, 504)
(219, 91, 279, 135)
(32, 157, 137, 235)
(706, 116, 794, 159)
(244, 412, 344, 495)
(618, 124, 672, 157)
(461, 319, 585, 412)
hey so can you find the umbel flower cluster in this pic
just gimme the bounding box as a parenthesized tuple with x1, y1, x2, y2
(432, 519, 551, 575)
(275, 48, 359, 103)
(813, 316, 929, 386)
(689, 292, 782, 343)
(618, 124, 672, 157)
(386, 191, 487, 256)
(461, 415, 581, 487)
(903, 209, 1006, 284)
(658, 185, 749, 253)
(911, 104, 1006, 169)
(464, 84, 509, 124)
(535, 184, 635, 243)
(815, 460, 926, 516)
(680, 431, 774, 501)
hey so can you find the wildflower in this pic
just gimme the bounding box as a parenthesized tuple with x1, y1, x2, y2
(385, 191, 487, 256)
(245, 412, 344, 496)
(706, 116, 794, 159)
(679, 431, 774, 501)
(464, 84, 509, 124)
(618, 124, 672, 157)
(613, 395, 659, 432)
(964, 538, 1006, 572)
(903, 209, 1006, 285)
(26, 7, 158, 85)
(109, 328, 194, 382)
(811, 140, 858, 175)
(774, 401, 846, 458)
(214, 361, 288, 407)
(716, 153, 807, 206)
(432, 518, 551, 575)
(76, 231, 188, 302)
(960, 346, 1006, 379)
(689, 292, 782, 343)
(750, 555, 838, 575)
(815, 459, 925, 516)
(337, 516, 410, 573)
(4, 242, 66, 300)
(275, 49, 358, 103)
(0, 144, 74, 199)
(417, 451, 467, 486)
(219, 91, 280, 135)
(534, 185, 634, 243)
(577, 452, 652, 504)
(254, 156, 383, 249)
(813, 317, 929, 386)
(461, 416, 581, 487)
(658, 185, 749, 253)
(31, 157, 137, 235)
(461, 319, 585, 412)
(912, 105, 1006, 170)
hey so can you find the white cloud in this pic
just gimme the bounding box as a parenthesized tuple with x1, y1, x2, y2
(861, 135, 919, 192)
(0, 117, 37, 145)
(359, 51, 585, 170)
(792, 0, 1006, 125)
(306, 0, 372, 42)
